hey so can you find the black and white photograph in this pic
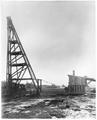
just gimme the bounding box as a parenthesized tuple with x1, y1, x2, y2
(1, 0, 96, 119)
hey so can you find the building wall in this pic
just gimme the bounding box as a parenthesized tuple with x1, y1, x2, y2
(68, 85, 85, 94)
(68, 75, 87, 94)
(68, 75, 87, 85)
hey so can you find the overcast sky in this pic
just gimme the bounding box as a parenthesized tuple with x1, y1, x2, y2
(1, 1, 96, 85)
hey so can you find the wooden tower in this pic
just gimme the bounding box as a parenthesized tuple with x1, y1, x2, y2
(6, 17, 41, 95)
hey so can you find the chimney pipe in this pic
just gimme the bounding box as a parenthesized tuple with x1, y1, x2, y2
(73, 70, 75, 76)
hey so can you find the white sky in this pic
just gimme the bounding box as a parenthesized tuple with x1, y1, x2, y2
(1, 1, 96, 86)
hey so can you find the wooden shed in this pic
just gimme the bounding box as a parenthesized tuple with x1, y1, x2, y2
(67, 71, 87, 95)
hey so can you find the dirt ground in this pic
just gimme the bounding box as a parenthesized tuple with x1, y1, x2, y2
(2, 94, 96, 119)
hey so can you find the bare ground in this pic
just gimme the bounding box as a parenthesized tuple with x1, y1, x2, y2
(2, 94, 96, 119)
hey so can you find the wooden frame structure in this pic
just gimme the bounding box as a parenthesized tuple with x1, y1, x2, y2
(6, 17, 41, 95)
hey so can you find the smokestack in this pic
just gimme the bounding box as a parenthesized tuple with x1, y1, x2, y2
(73, 70, 75, 76)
